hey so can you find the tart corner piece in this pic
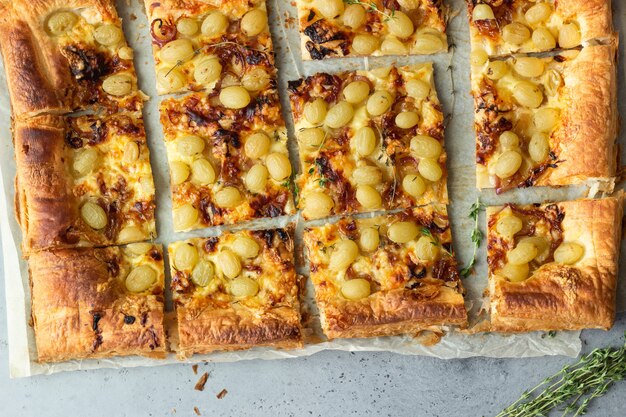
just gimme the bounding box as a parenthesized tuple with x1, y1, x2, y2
(289, 64, 448, 221)
(466, 0, 613, 56)
(144, 0, 274, 95)
(487, 194, 624, 332)
(296, 0, 448, 60)
(304, 204, 467, 339)
(0, 0, 143, 118)
(31, 243, 166, 363)
(159, 90, 295, 231)
(14, 113, 156, 253)
(472, 43, 618, 193)
(169, 226, 303, 358)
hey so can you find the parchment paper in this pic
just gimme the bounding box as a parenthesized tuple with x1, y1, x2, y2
(3, 0, 625, 378)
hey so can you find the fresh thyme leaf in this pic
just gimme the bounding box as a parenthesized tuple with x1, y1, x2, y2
(497, 333, 626, 417)
(343, 0, 395, 21)
(461, 197, 485, 277)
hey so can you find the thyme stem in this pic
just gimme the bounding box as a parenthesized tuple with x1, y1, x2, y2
(497, 334, 626, 417)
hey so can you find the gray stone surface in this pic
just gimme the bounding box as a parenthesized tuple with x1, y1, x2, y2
(1, 244, 625, 416)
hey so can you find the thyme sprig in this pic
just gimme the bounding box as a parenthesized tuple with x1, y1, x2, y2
(343, 0, 396, 21)
(460, 198, 485, 277)
(281, 175, 299, 204)
(497, 334, 626, 417)
(309, 160, 329, 188)
(421, 227, 451, 256)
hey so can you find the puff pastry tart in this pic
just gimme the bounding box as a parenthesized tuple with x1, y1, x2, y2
(159, 85, 294, 231)
(169, 226, 303, 358)
(466, 0, 613, 56)
(289, 64, 448, 221)
(304, 204, 467, 339)
(0, 0, 144, 118)
(14, 113, 156, 254)
(31, 243, 166, 363)
(487, 194, 625, 332)
(471, 43, 618, 193)
(295, 0, 448, 60)
(143, 0, 274, 95)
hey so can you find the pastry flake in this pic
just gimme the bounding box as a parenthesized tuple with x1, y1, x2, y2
(288, 64, 448, 220)
(0, 0, 143, 118)
(304, 204, 467, 339)
(143, 0, 274, 95)
(296, 0, 448, 60)
(169, 226, 303, 358)
(14, 113, 156, 253)
(466, 0, 613, 56)
(471, 43, 618, 193)
(30, 243, 166, 363)
(487, 194, 625, 332)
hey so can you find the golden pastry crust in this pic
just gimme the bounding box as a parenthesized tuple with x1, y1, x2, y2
(0, 0, 143, 118)
(144, 0, 274, 95)
(472, 43, 618, 192)
(288, 64, 448, 220)
(487, 194, 625, 332)
(160, 89, 294, 230)
(30, 243, 167, 363)
(547, 43, 618, 186)
(304, 205, 467, 340)
(466, 0, 613, 56)
(169, 227, 303, 358)
(296, 0, 448, 60)
(14, 114, 156, 253)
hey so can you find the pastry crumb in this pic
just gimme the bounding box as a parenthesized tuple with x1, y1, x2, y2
(216, 389, 228, 399)
(194, 372, 209, 391)
(193, 406, 201, 416)
(192, 364, 198, 375)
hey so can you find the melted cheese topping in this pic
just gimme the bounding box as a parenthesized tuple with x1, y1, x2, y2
(148, 0, 273, 94)
(471, 51, 580, 188)
(169, 229, 299, 314)
(297, 0, 447, 59)
(67, 114, 156, 243)
(160, 91, 295, 231)
(291, 64, 448, 220)
(44, 6, 141, 108)
(304, 205, 463, 304)
(469, 0, 584, 55)
(487, 204, 565, 283)
(120, 243, 166, 294)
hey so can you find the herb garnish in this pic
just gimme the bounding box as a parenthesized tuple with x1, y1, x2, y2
(343, 0, 396, 21)
(309, 159, 329, 188)
(497, 334, 626, 417)
(460, 198, 485, 277)
(421, 227, 451, 256)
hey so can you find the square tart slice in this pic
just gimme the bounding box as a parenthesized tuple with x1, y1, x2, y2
(169, 226, 303, 358)
(14, 113, 156, 254)
(467, 0, 613, 56)
(487, 194, 625, 332)
(144, 0, 274, 95)
(0, 0, 143, 118)
(471, 43, 618, 193)
(296, 0, 448, 60)
(159, 88, 295, 231)
(30, 243, 166, 363)
(289, 64, 448, 221)
(303, 204, 467, 339)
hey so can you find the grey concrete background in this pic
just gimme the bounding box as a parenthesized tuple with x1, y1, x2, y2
(1, 249, 625, 416)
